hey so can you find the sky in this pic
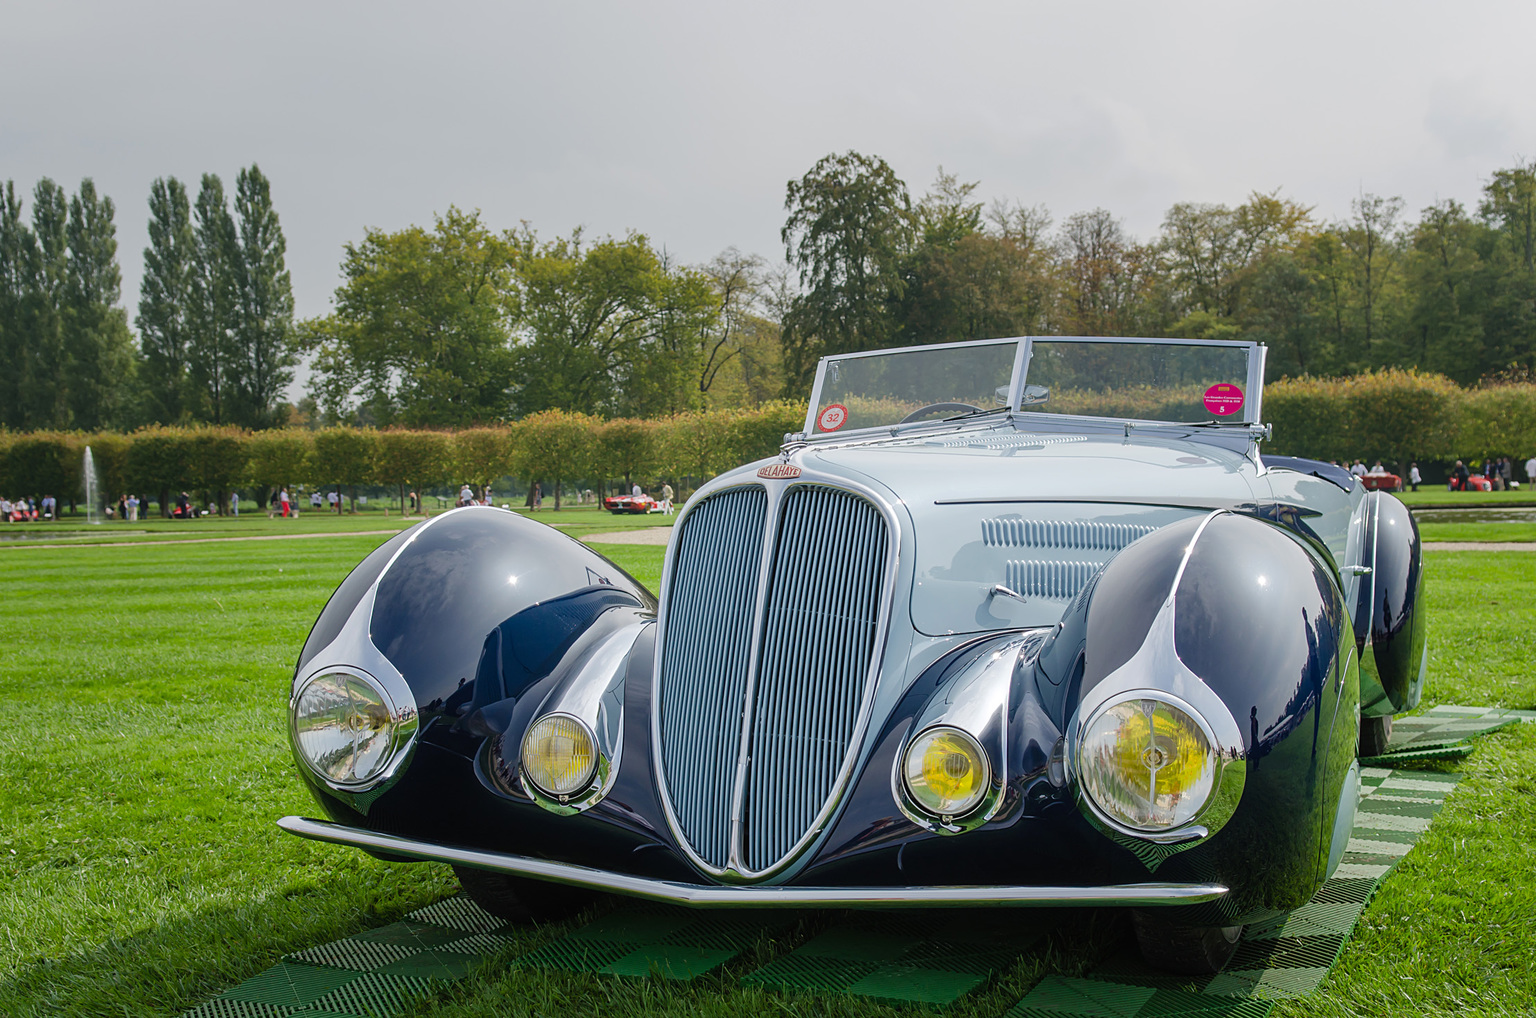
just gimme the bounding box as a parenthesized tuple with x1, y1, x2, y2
(4, 0, 1535, 332)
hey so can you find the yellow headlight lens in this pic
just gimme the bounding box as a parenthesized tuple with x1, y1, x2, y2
(521, 714, 597, 798)
(1079, 697, 1216, 831)
(903, 727, 989, 818)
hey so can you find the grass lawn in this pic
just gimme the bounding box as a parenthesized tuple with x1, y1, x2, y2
(1394, 489, 1536, 508)
(0, 522, 1531, 1017)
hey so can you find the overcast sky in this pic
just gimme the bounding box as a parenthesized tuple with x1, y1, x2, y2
(5, 0, 1534, 327)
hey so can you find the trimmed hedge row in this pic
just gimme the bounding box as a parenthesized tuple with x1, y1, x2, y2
(0, 402, 809, 513)
(2, 377, 1531, 512)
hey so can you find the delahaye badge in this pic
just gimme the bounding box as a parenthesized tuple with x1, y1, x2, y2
(756, 463, 802, 479)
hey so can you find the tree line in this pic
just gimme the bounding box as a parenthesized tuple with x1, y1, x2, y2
(5, 153, 1535, 439)
(0, 166, 295, 432)
(777, 153, 1536, 390)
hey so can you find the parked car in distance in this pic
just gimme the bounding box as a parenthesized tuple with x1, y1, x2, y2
(1360, 470, 1403, 492)
(602, 493, 658, 514)
(1449, 475, 1493, 491)
(282, 336, 1427, 975)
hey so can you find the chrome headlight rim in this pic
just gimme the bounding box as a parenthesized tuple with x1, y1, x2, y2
(1070, 687, 1238, 842)
(896, 724, 996, 830)
(519, 712, 606, 811)
(289, 665, 420, 793)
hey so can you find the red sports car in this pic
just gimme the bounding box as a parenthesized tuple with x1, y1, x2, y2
(602, 493, 657, 515)
(1360, 472, 1403, 492)
(1449, 475, 1493, 492)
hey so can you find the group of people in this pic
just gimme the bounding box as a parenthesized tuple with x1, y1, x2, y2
(1336, 456, 1536, 493)
(1, 495, 52, 521)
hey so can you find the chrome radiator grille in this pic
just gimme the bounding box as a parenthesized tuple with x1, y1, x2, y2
(656, 487, 767, 868)
(657, 483, 890, 876)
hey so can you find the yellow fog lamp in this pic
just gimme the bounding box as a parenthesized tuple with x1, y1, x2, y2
(903, 726, 990, 819)
(521, 714, 598, 800)
(1078, 696, 1218, 832)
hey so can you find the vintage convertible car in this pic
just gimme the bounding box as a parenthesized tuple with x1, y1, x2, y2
(281, 336, 1427, 973)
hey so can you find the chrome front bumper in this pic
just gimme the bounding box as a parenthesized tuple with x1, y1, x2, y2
(278, 816, 1228, 908)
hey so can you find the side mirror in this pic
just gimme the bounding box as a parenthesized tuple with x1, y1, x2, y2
(1022, 384, 1050, 406)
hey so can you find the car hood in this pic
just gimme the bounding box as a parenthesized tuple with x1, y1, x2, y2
(792, 429, 1263, 509)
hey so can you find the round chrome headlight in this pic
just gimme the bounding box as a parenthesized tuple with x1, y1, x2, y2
(291, 669, 412, 788)
(903, 726, 990, 818)
(521, 714, 598, 798)
(1077, 695, 1218, 831)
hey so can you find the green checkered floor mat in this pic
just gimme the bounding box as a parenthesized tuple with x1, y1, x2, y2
(182, 895, 520, 1017)
(1005, 766, 1460, 1017)
(743, 909, 1053, 1005)
(1361, 703, 1533, 766)
(512, 903, 791, 981)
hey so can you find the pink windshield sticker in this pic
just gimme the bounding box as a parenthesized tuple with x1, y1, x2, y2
(817, 404, 849, 431)
(1203, 384, 1244, 416)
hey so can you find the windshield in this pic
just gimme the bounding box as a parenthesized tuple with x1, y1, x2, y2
(808, 340, 1019, 435)
(1023, 339, 1253, 424)
(806, 337, 1257, 435)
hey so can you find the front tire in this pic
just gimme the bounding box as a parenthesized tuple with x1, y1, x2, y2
(454, 866, 599, 923)
(1131, 911, 1243, 974)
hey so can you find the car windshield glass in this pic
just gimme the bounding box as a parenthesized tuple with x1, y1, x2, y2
(1023, 339, 1252, 423)
(810, 341, 1019, 434)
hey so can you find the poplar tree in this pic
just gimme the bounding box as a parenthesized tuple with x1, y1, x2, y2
(188, 174, 239, 423)
(63, 179, 136, 429)
(230, 164, 296, 428)
(30, 179, 70, 427)
(137, 177, 196, 422)
(0, 182, 31, 428)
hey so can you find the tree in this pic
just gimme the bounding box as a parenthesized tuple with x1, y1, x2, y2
(511, 410, 596, 509)
(229, 164, 296, 428)
(137, 177, 197, 422)
(1479, 160, 1536, 272)
(1055, 209, 1157, 336)
(245, 429, 313, 508)
(305, 208, 518, 426)
(450, 427, 515, 495)
(513, 230, 717, 418)
(62, 179, 136, 429)
(780, 151, 913, 388)
(1339, 192, 1406, 364)
(311, 427, 378, 512)
(1402, 200, 1487, 381)
(188, 174, 240, 424)
(0, 181, 34, 428)
(374, 429, 451, 513)
(596, 418, 656, 494)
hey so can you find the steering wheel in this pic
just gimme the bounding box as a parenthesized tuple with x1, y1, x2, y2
(900, 401, 983, 424)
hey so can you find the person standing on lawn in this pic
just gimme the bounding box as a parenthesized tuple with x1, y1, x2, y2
(279, 488, 291, 518)
(229, 492, 238, 517)
(661, 482, 674, 514)
(1409, 463, 1421, 492)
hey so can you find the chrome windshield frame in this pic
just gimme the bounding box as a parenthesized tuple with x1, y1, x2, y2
(801, 336, 1266, 444)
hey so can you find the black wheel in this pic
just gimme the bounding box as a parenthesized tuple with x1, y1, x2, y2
(453, 866, 599, 923)
(899, 401, 983, 423)
(1359, 714, 1393, 757)
(1131, 911, 1243, 974)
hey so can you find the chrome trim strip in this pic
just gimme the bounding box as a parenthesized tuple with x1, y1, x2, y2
(277, 816, 1227, 907)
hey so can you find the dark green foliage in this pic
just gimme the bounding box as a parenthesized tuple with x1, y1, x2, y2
(229, 164, 297, 428)
(189, 173, 242, 424)
(780, 151, 913, 387)
(137, 177, 197, 422)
